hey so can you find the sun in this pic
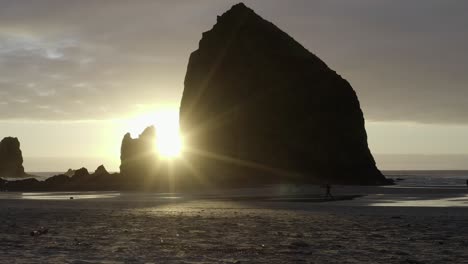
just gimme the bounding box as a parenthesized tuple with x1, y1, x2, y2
(126, 108, 184, 158)
(153, 110, 184, 158)
(157, 126, 183, 158)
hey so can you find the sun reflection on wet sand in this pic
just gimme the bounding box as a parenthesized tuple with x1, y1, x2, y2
(21, 192, 121, 200)
(363, 194, 468, 207)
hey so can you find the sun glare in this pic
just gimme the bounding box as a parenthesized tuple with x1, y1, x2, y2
(153, 110, 184, 158)
(157, 129, 183, 158)
(126, 109, 184, 158)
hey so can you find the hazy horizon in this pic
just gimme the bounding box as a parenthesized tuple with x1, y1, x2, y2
(1, 0, 468, 171)
(19, 154, 468, 173)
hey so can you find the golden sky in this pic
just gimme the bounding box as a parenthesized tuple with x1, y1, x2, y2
(1, 1, 468, 171)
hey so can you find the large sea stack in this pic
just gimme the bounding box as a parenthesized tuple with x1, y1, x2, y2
(180, 3, 389, 185)
(0, 137, 26, 178)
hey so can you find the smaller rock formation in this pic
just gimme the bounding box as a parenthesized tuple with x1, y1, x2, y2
(72, 167, 90, 179)
(64, 169, 75, 177)
(0, 137, 26, 178)
(44, 174, 70, 186)
(0, 165, 118, 191)
(120, 126, 158, 179)
(94, 165, 109, 176)
(1, 178, 41, 191)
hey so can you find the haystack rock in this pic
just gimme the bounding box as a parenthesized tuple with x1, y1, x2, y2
(0, 137, 26, 178)
(120, 126, 158, 178)
(179, 3, 389, 185)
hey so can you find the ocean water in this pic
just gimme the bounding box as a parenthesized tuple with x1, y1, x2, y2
(1, 172, 62, 182)
(2, 171, 467, 187)
(29, 170, 468, 186)
(383, 170, 468, 186)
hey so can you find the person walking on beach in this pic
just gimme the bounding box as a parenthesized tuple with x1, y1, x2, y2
(324, 184, 334, 200)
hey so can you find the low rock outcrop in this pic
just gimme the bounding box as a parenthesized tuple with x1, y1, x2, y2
(72, 167, 90, 179)
(94, 165, 109, 176)
(0, 165, 117, 191)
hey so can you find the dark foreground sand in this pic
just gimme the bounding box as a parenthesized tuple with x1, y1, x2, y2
(1, 186, 467, 264)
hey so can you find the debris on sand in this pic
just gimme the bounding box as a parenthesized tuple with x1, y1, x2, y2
(30, 227, 48, 237)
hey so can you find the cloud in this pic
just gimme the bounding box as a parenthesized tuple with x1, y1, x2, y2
(0, 0, 467, 123)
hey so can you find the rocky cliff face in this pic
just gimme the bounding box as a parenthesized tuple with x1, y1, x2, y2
(120, 126, 158, 179)
(180, 3, 389, 185)
(0, 137, 26, 178)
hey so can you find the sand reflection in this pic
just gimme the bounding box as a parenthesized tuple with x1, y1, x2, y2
(21, 192, 121, 200)
(367, 194, 468, 207)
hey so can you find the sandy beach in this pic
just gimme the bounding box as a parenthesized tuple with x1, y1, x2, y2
(1, 184, 467, 264)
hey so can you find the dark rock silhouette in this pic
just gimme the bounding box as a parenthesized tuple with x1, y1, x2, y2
(2, 178, 41, 191)
(0, 137, 26, 178)
(44, 174, 70, 186)
(120, 126, 158, 179)
(94, 165, 109, 176)
(72, 167, 90, 179)
(180, 3, 389, 185)
(64, 169, 76, 177)
(0, 165, 118, 191)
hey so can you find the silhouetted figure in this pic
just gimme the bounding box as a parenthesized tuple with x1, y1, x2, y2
(324, 184, 334, 200)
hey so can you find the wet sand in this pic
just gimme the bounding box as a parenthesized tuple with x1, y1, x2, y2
(1, 185, 467, 263)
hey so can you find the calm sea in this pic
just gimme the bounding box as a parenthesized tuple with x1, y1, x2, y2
(2, 171, 467, 187)
(383, 170, 468, 186)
